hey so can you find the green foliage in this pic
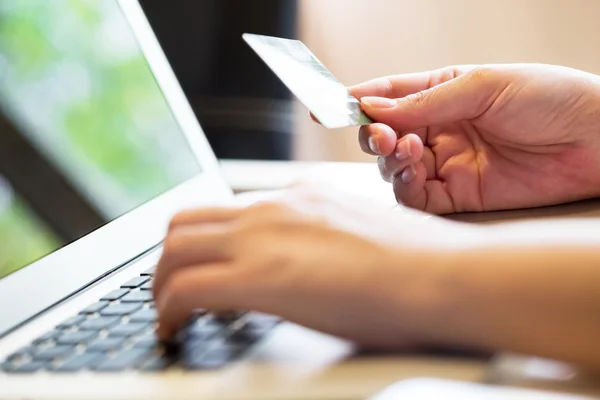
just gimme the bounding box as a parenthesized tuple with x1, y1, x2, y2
(0, 193, 60, 279)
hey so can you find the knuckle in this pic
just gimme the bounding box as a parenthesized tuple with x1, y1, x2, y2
(380, 77, 394, 97)
(241, 247, 292, 280)
(168, 211, 189, 231)
(439, 65, 461, 80)
(405, 89, 428, 109)
(248, 200, 289, 217)
(262, 251, 292, 274)
(465, 66, 495, 83)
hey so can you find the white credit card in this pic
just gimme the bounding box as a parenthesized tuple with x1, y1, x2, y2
(242, 33, 373, 129)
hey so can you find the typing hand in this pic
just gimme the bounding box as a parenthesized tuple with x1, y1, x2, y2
(350, 64, 600, 213)
(152, 184, 474, 348)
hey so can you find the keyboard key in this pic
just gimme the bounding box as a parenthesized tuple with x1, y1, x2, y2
(109, 322, 149, 337)
(94, 348, 150, 371)
(56, 331, 97, 345)
(134, 331, 181, 355)
(201, 314, 234, 328)
(227, 328, 264, 345)
(100, 303, 142, 316)
(33, 330, 60, 344)
(54, 353, 103, 372)
(245, 314, 280, 330)
(181, 340, 215, 362)
(227, 315, 278, 344)
(86, 337, 125, 352)
(140, 266, 155, 276)
(33, 345, 74, 361)
(100, 289, 129, 301)
(186, 320, 221, 340)
(184, 343, 245, 370)
(79, 316, 120, 331)
(139, 355, 174, 371)
(132, 336, 159, 349)
(121, 276, 150, 289)
(129, 308, 157, 323)
(57, 315, 85, 329)
(213, 311, 245, 323)
(4, 360, 46, 373)
(80, 301, 109, 314)
(140, 281, 153, 291)
(120, 291, 153, 303)
(6, 346, 33, 361)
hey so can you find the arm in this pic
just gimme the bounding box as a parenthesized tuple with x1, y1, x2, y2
(152, 184, 600, 370)
(406, 220, 600, 370)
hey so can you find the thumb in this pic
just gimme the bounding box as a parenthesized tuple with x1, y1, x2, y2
(360, 70, 500, 131)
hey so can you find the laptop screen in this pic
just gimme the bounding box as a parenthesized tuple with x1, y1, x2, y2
(0, 1, 201, 280)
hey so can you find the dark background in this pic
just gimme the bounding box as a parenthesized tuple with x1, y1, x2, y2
(139, 0, 299, 160)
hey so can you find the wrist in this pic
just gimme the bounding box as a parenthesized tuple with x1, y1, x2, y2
(386, 248, 470, 348)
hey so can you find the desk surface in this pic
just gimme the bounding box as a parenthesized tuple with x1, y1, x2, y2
(220, 159, 600, 398)
(221, 159, 600, 221)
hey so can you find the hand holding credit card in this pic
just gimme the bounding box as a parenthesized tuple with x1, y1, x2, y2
(242, 33, 373, 129)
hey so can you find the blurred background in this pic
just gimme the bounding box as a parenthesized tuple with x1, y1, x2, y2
(142, 0, 600, 163)
(1, 0, 600, 277)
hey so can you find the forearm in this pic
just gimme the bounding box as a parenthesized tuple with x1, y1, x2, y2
(411, 244, 600, 369)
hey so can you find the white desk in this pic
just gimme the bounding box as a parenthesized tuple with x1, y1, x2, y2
(220, 159, 600, 399)
(221, 159, 600, 221)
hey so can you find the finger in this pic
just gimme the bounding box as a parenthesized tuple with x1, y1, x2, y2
(392, 164, 456, 214)
(169, 207, 241, 231)
(398, 127, 428, 144)
(359, 67, 504, 131)
(156, 266, 241, 340)
(391, 162, 426, 209)
(154, 225, 234, 300)
(358, 123, 397, 156)
(377, 134, 424, 182)
(348, 65, 475, 100)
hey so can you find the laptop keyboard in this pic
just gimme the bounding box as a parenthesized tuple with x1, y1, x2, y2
(1, 266, 279, 374)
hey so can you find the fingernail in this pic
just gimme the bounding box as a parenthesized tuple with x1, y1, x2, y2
(361, 96, 398, 109)
(368, 136, 380, 153)
(395, 140, 412, 160)
(401, 165, 417, 184)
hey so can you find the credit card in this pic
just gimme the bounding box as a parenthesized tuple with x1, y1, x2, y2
(242, 33, 373, 129)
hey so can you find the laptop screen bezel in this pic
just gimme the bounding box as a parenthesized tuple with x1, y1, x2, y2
(0, 0, 233, 337)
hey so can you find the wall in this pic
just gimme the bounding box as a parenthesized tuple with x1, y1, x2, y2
(293, 0, 600, 162)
